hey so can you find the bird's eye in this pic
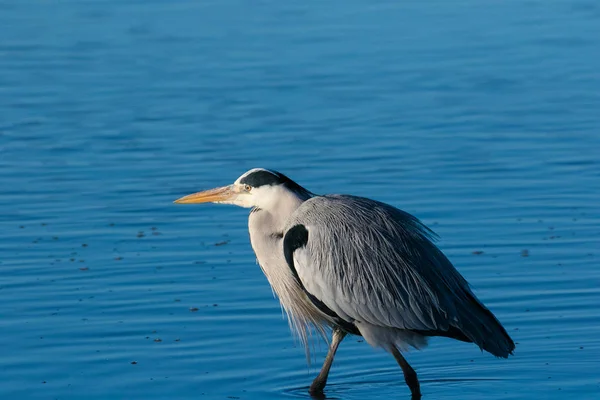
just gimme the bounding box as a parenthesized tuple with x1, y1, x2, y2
(244, 184, 252, 192)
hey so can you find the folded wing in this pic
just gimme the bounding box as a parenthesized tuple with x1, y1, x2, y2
(283, 195, 514, 357)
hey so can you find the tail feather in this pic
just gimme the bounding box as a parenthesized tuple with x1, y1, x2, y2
(455, 290, 515, 358)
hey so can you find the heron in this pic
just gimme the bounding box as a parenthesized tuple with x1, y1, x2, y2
(175, 168, 515, 398)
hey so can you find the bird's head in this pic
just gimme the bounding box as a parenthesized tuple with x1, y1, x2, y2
(174, 168, 312, 210)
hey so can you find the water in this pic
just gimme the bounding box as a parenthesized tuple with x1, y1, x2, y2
(1, 0, 599, 398)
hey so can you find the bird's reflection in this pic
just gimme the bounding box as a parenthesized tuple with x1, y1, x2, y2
(308, 388, 421, 400)
(309, 390, 327, 400)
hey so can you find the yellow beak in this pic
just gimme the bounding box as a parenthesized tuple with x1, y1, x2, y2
(174, 185, 234, 204)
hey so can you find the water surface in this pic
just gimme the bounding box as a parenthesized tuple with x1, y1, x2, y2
(1, 1, 599, 399)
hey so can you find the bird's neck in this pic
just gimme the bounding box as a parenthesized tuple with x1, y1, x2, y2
(252, 191, 310, 234)
(251, 206, 295, 235)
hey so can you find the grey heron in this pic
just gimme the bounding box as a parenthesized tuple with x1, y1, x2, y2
(175, 168, 515, 398)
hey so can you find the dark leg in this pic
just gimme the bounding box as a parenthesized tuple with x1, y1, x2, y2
(391, 346, 421, 399)
(309, 327, 347, 396)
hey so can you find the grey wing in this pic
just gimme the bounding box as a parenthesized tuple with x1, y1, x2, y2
(284, 195, 514, 357)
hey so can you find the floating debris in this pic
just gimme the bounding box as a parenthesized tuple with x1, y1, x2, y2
(79, 267, 89, 271)
(154, 338, 162, 343)
(472, 250, 484, 255)
(82, 244, 88, 247)
(521, 249, 529, 257)
(131, 361, 137, 365)
(189, 307, 199, 312)
(215, 240, 230, 246)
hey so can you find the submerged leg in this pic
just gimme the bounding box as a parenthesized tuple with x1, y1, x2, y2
(391, 346, 421, 399)
(309, 327, 347, 396)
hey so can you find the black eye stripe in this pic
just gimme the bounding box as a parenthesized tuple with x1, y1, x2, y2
(240, 170, 284, 188)
(239, 169, 312, 198)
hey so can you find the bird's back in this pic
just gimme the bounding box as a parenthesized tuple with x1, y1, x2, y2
(287, 194, 515, 357)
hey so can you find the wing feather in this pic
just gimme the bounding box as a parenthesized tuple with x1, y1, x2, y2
(285, 195, 515, 357)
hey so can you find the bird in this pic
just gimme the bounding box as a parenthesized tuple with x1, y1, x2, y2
(174, 168, 515, 398)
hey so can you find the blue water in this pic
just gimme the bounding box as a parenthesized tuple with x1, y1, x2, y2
(1, 1, 599, 399)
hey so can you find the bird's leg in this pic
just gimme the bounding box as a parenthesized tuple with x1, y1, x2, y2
(309, 327, 347, 396)
(391, 346, 421, 399)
